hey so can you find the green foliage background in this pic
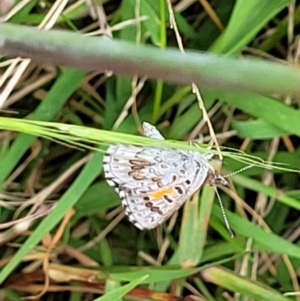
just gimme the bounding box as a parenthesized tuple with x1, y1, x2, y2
(0, 0, 300, 300)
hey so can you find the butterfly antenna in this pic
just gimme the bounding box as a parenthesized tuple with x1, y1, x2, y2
(214, 186, 234, 238)
(223, 164, 254, 179)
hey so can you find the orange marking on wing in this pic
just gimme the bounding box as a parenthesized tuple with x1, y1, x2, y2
(149, 187, 176, 200)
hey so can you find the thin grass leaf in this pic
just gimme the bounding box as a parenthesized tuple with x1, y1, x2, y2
(0, 117, 294, 173)
(179, 185, 215, 268)
(212, 205, 300, 260)
(94, 275, 149, 301)
(202, 266, 293, 301)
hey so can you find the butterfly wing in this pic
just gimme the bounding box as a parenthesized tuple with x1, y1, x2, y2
(103, 143, 213, 230)
(142, 122, 165, 140)
(119, 185, 189, 229)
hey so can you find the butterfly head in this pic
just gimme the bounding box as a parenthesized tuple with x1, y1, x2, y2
(207, 171, 229, 187)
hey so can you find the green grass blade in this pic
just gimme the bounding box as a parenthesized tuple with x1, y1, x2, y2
(202, 266, 293, 301)
(212, 206, 300, 259)
(204, 90, 300, 137)
(109, 266, 202, 283)
(2, 23, 300, 96)
(233, 174, 300, 210)
(94, 275, 149, 301)
(211, 0, 293, 54)
(179, 186, 215, 268)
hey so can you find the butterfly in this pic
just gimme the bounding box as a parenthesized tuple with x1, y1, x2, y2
(103, 122, 228, 230)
